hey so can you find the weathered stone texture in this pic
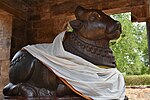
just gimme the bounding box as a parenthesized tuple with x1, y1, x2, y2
(126, 87, 150, 99)
(27, 2, 75, 44)
(0, 11, 12, 91)
(0, 60, 9, 81)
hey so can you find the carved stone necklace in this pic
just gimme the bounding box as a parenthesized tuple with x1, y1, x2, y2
(63, 32, 116, 68)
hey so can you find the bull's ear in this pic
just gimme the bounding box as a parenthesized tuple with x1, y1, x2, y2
(75, 6, 86, 18)
(69, 20, 83, 31)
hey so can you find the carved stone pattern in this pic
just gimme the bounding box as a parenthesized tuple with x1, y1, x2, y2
(10, 53, 26, 67)
(64, 32, 116, 67)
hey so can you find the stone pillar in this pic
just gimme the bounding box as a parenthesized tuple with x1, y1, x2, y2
(0, 10, 12, 92)
(146, 19, 150, 64)
(146, 18, 150, 74)
(146, 0, 150, 69)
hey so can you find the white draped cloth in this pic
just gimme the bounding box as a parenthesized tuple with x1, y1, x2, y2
(23, 31, 125, 100)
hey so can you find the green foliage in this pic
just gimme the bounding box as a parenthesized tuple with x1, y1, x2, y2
(125, 75, 150, 86)
(110, 13, 149, 75)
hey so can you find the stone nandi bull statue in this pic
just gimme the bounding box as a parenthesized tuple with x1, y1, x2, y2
(3, 6, 127, 100)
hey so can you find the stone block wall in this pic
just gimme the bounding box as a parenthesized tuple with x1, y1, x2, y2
(27, 1, 75, 44)
(0, 11, 12, 90)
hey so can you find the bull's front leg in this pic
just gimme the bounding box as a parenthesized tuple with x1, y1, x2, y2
(3, 50, 76, 98)
(3, 50, 55, 97)
(3, 50, 82, 98)
(3, 50, 37, 96)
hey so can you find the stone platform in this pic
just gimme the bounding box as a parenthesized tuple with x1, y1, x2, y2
(1, 87, 150, 100)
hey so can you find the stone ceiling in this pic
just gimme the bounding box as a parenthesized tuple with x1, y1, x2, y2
(0, 0, 149, 22)
(22, 0, 48, 5)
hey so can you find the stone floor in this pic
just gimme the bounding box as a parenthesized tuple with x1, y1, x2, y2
(126, 87, 150, 100)
(0, 87, 150, 100)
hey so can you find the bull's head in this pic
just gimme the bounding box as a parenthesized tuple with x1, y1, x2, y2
(70, 6, 121, 40)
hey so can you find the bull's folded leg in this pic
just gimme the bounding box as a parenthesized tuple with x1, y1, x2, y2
(3, 83, 52, 97)
(18, 83, 52, 97)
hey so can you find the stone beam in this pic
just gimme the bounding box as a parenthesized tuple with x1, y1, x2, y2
(0, 0, 28, 21)
(131, 5, 147, 22)
(51, 0, 145, 15)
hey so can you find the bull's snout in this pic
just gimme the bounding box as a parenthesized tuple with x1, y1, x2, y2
(116, 22, 121, 30)
(106, 21, 121, 40)
(113, 21, 121, 34)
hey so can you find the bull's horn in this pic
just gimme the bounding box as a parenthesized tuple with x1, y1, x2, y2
(75, 6, 86, 19)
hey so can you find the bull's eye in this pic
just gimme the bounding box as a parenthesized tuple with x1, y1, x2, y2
(89, 12, 101, 21)
(89, 16, 96, 21)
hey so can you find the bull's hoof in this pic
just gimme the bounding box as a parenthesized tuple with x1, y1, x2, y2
(18, 83, 52, 97)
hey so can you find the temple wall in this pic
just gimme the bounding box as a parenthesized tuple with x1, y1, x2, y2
(0, 10, 12, 92)
(27, 1, 74, 44)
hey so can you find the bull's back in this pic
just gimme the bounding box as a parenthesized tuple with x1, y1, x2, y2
(9, 50, 58, 90)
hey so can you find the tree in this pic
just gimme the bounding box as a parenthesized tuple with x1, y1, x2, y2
(110, 13, 149, 75)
